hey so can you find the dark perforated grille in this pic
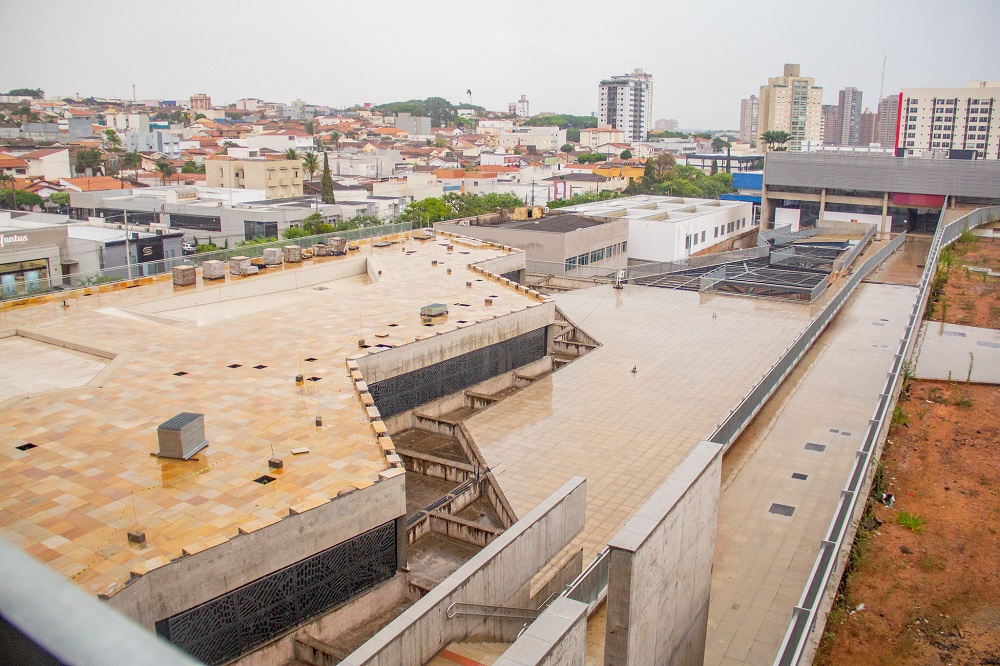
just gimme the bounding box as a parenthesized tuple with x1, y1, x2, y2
(368, 328, 547, 418)
(155, 520, 396, 664)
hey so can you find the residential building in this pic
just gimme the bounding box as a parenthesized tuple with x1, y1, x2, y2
(554, 195, 754, 262)
(394, 112, 432, 136)
(874, 94, 900, 148)
(858, 108, 877, 146)
(579, 126, 626, 149)
(125, 130, 181, 159)
(189, 93, 212, 111)
(242, 131, 316, 154)
(0, 153, 31, 178)
(896, 81, 1000, 159)
(371, 172, 444, 203)
(837, 87, 863, 146)
(206, 157, 303, 198)
(497, 126, 567, 152)
(15, 148, 72, 180)
(598, 68, 654, 142)
(109, 113, 150, 132)
(739, 95, 758, 143)
(757, 63, 824, 151)
(821, 105, 840, 144)
(508, 95, 530, 117)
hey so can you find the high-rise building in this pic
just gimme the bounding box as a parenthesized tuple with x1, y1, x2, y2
(757, 64, 823, 151)
(508, 95, 530, 118)
(858, 108, 877, 146)
(837, 87, 863, 146)
(598, 68, 653, 142)
(189, 93, 212, 111)
(874, 95, 900, 148)
(897, 82, 1000, 159)
(821, 105, 840, 145)
(739, 95, 758, 143)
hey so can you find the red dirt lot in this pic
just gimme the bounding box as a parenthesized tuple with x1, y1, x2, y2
(927, 235, 1000, 329)
(816, 381, 1000, 666)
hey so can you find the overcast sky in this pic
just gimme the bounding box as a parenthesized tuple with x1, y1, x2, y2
(4, 0, 999, 129)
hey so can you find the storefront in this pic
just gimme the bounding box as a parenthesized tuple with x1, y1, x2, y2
(0, 213, 68, 299)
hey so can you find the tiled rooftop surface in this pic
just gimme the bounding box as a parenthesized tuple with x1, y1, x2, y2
(0, 233, 537, 598)
(469, 283, 816, 566)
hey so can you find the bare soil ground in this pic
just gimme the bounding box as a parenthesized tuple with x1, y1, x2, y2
(927, 235, 1000, 328)
(816, 381, 1000, 665)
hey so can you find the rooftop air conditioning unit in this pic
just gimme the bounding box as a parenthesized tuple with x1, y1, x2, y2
(157, 412, 208, 459)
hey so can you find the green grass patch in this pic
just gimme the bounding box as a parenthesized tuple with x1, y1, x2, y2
(897, 510, 926, 532)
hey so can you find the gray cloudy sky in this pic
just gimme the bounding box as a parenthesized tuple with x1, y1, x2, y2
(4, 0, 999, 129)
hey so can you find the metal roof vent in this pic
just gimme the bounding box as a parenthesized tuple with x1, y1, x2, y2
(157, 412, 208, 460)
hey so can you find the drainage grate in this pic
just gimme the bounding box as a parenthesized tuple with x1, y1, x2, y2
(388, 324, 399, 327)
(174, 371, 189, 376)
(306, 376, 322, 382)
(804, 442, 827, 452)
(423, 323, 433, 327)
(253, 475, 276, 485)
(769, 503, 796, 517)
(829, 428, 839, 433)
(791, 472, 809, 481)
(304, 357, 318, 362)
(977, 340, 1000, 348)
(253, 365, 267, 369)
(228, 364, 242, 369)
(943, 330, 967, 338)
(16, 443, 37, 451)
(313, 286, 329, 291)
(841, 431, 852, 436)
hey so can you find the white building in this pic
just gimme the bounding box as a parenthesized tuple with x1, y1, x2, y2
(739, 96, 758, 143)
(554, 195, 754, 263)
(12, 148, 72, 180)
(242, 131, 316, 154)
(124, 130, 181, 159)
(757, 64, 823, 151)
(598, 68, 653, 142)
(497, 126, 567, 152)
(579, 126, 626, 150)
(477, 120, 515, 135)
(897, 81, 1000, 159)
(508, 95, 530, 118)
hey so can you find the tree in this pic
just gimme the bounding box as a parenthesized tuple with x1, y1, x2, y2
(75, 149, 103, 175)
(761, 130, 790, 151)
(330, 131, 341, 149)
(653, 152, 676, 180)
(300, 211, 335, 235)
(577, 153, 609, 164)
(301, 152, 319, 182)
(711, 137, 731, 153)
(5, 88, 44, 98)
(560, 144, 575, 153)
(620, 149, 633, 159)
(155, 159, 176, 185)
(0, 189, 44, 210)
(49, 192, 71, 207)
(282, 227, 310, 239)
(397, 197, 453, 227)
(320, 152, 335, 204)
(284, 148, 299, 160)
(181, 160, 201, 174)
(121, 152, 142, 181)
(303, 120, 314, 135)
(194, 113, 207, 121)
(566, 128, 581, 143)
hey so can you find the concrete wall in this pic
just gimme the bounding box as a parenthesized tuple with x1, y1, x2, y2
(356, 302, 554, 384)
(604, 441, 723, 666)
(339, 477, 587, 666)
(106, 474, 405, 630)
(494, 597, 588, 666)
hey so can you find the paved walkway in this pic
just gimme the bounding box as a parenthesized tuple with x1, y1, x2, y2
(705, 282, 918, 665)
(914, 321, 1000, 384)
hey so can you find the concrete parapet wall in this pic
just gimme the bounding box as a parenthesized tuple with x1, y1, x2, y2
(604, 442, 723, 666)
(356, 304, 554, 385)
(494, 597, 588, 666)
(106, 474, 405, 630)
(469, 249, 528, 278)
(339, 476, 587, 666)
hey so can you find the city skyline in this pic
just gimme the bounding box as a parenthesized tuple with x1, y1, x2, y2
(2, 0, 999, 129)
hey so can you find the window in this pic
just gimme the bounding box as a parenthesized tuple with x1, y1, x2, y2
(685, 235, 691, 250)
(565, 257, 577, 272)
(701, 230, 705, 243)
(906, 141, 914, 147)
(907, 133, 915, 139)
(714, 226, 719, 238)
(578, 253, 589, 266)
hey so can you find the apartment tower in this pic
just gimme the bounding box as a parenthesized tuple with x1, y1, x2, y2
(897, 81, 1000, 159)
(598, 69, 653, 142)
(874, 95, 900, 149)
(757, 64, 823, 151)
(837, 87, 863, 146)
(739, 95, 758, 143)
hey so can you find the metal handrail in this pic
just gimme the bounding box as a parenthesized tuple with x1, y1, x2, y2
(446, 602, 542, 621)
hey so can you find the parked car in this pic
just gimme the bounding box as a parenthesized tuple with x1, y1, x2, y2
(182, 243, 196, 255)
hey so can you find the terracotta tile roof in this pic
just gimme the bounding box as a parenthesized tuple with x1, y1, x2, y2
(0, 154, 29, 168)
(18, 148, 67, 160)
(61, 176, 130, 192)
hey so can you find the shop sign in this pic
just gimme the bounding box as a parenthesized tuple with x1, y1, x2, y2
(0, 233, 29, 250)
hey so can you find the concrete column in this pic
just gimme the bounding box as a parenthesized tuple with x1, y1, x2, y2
(818, 187, 827, 223)
(604, 442, 723, 666)
(759, 184, 772, 230)
(880, 193, 889, 240)
(395, 515, 407, 571)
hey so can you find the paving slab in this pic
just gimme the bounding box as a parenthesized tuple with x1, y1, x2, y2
(705, 282, 918, 665)
(914, 321, 1000, 384)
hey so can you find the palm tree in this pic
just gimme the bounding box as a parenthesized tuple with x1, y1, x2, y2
(301, 152, 320, 182)
(284, 148, 299, 160)
(760, 130, 790, 152)
(155, 160, 176, 186)
(121, 152, 142, 183)
(330, 132, 341, 150)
